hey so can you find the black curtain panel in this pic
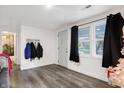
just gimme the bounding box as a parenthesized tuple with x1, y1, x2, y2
(102, 13, 124, 68)
(70, 26, 79, 62)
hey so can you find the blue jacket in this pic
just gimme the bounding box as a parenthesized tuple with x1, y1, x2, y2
(25, 43, 31, 59)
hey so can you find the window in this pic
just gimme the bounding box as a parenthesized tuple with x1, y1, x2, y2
(95, 24, 106, 55)
(78, 26, 90, 55)
(78, 19, 106, 57)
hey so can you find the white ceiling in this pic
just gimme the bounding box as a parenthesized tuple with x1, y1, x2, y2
(0, 5, 121, 31)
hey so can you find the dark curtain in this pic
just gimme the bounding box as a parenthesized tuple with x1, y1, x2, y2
(70, 26, 79, 62)
(102, 13, 124, 68)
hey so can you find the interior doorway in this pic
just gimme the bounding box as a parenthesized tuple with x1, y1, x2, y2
(0, 31, 17, 88)
(1, 31, 17, 65)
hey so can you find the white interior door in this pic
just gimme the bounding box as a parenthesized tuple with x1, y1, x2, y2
(58, 30, 68, 67)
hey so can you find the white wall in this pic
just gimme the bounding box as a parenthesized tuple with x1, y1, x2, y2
(57, 7, 124, 82)
(20, 25, 57, 70)
(0, 16, 58, 70)
(67, 28, 108, 81)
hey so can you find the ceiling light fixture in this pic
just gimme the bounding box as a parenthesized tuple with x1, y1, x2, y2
(46, 5, 52, 8)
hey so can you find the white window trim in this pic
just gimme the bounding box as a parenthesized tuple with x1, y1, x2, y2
(78, 19, 106, 59)
(78, 24, 92, 57)
(93, 19, 106, 58)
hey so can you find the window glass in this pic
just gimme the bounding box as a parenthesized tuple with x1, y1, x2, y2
(96, 40, 104, 55)
(95, 24, 105, 39)
(78, 27, 90, 55)
(78, 27, 90, 40)
(95, 24, 106, 55)
(79, 41, 90, 54)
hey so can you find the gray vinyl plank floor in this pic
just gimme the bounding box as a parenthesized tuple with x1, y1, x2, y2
(10, 64, 113, 88)
(0, 68, 9, 88)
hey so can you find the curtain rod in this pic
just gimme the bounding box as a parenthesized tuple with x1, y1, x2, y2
(78, 17, 106, 27)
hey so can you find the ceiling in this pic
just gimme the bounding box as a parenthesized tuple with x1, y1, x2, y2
(0, 5, 121, 31)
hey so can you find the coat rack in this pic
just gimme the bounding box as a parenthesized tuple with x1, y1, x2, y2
(26, 39, 40, 42)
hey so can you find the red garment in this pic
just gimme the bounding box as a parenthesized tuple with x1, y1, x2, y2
(0, 53, 12, 76)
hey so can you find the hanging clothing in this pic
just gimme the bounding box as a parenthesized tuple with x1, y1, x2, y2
(36, 42, 43, 59)
(69, 26, 79, 62)
(102, 13, 124, 68)
(30, 42, 37, 59)
(24, 42, 31, 59)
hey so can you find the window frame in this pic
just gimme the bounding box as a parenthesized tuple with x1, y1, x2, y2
(93, 19, 106, 58)
(78, 19, 106, 59)
(78, 24, 92, 57)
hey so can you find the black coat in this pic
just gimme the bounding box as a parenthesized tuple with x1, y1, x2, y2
(36, 43, 43, 59)
(30, 42, 37, 59)
(102, 13, 124, 68)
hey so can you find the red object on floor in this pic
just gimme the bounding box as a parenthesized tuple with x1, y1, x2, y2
(0, 53, 12, 76)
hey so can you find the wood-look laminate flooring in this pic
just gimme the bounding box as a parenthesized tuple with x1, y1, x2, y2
(0, 68, 9, 88)
(10, 64, 113, 88)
